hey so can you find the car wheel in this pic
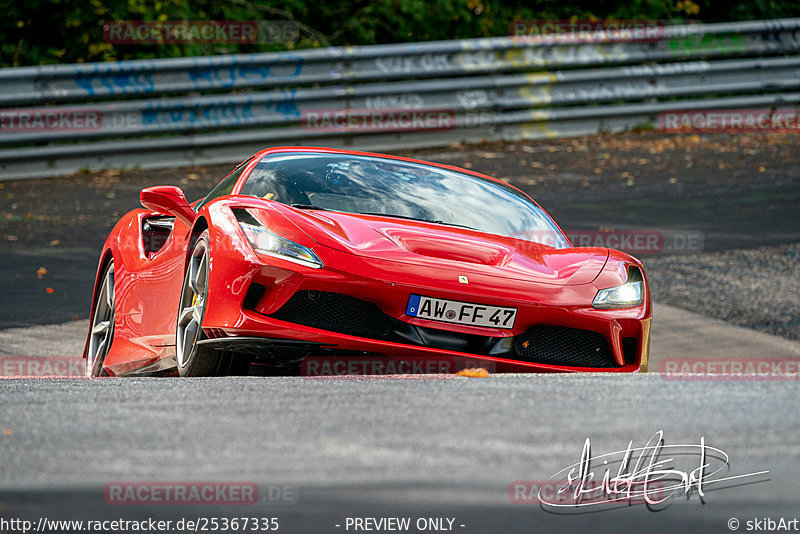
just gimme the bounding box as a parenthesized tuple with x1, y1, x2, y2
(176, 230, 224, 376)
(87, 260, 114, 377)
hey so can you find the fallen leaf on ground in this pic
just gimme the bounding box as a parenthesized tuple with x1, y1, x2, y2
(456, 368, 490, 378)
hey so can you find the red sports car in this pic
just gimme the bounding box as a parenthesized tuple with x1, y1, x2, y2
(84, 147, 651, 377)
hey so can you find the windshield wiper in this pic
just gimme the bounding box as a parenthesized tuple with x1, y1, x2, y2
(358, 212, 478, 231)
(290, 203, 328, 210)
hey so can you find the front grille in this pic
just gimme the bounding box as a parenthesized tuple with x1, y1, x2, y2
(514, 325, 618, 368)
(270, 291, 391, 338)
(271, 292, 621, 368)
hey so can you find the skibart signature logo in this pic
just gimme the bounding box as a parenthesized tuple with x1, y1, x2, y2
(537, 430, 768, 510)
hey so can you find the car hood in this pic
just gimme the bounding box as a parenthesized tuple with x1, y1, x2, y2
(286, 209, 609, 286)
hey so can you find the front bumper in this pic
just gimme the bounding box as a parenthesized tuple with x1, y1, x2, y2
(202, 210, 652, 374)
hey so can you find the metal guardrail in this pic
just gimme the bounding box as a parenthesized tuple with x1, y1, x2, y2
(1, 18, 799, 180)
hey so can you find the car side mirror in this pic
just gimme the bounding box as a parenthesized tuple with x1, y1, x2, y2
(140, 186, 196, 226)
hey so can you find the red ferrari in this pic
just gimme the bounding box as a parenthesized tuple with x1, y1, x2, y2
(84, 147, 651, 377)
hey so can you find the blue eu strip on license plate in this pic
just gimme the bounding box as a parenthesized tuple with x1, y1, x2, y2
(406, 294, 517, 329)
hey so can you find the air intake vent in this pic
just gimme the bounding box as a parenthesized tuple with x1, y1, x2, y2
(514, 325, 617, 368)
(271, 291, 391, 338)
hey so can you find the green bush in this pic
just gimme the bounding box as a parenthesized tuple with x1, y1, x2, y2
(2, 0, 798, 67)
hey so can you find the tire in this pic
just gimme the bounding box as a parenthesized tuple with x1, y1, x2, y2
(176, 231, 219, 376)
(87, 260, 114, 377)
(176, 231, 252, 376)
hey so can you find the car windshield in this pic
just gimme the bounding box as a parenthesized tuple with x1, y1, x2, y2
(240, 153, 569, 248)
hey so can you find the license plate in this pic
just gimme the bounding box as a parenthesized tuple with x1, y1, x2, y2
(406, 294, 517, 329)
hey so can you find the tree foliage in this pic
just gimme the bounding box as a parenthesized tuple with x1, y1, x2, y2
(2, 0, 799, 67)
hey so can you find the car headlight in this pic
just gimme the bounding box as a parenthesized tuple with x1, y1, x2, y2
(592, 267, 644, 309)
(236, 212, 323, 269)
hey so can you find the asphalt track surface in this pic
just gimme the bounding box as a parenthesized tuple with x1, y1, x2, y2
(0, 374, 797, 533)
